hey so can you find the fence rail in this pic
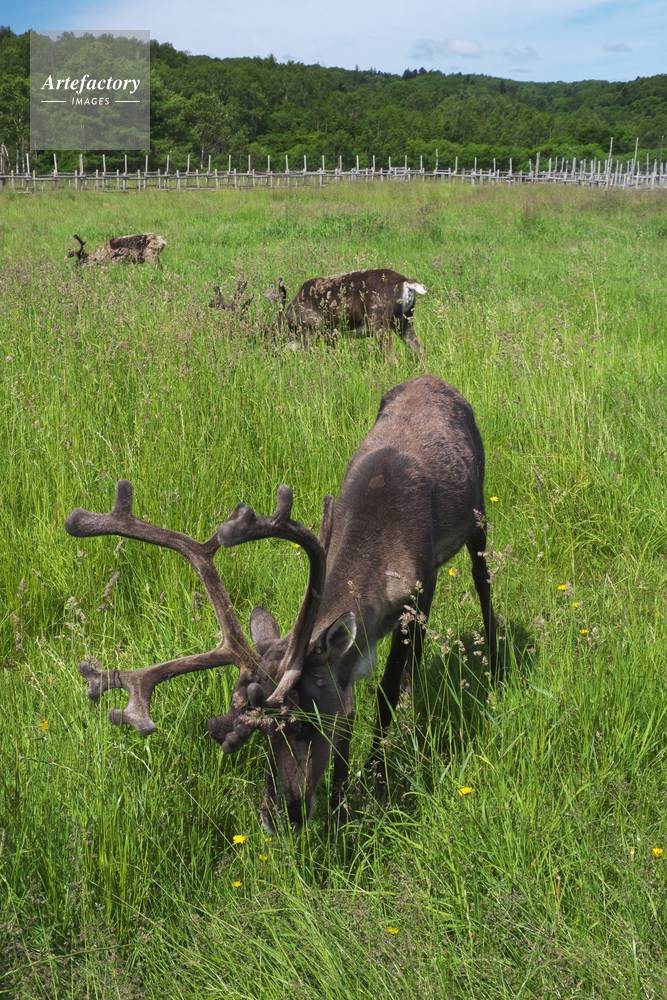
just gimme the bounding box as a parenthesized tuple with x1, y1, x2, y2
(1, 155, 666, 193)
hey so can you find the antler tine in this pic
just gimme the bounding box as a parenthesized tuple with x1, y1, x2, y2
(66, 479, 256, 737)
(232, 278, 248, 301)
(218, 486, 332, 705)
(269, 491, 335, 704)
(73, 233, 86, 249)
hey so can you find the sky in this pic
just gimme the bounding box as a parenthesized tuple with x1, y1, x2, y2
(4, 0, 665, 82)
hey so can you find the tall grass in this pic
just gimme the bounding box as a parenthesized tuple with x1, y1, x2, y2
(1, 182, 666, 998)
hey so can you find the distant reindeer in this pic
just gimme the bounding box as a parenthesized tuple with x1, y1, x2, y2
(208, 279, 253, 315)
(66, 233, 167, 266)
(265, 268, 427, 355)
(66, 375, 501, 832)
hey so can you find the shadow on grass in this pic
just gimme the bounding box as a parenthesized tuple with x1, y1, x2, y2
(318, 622, 538, 844)
(411, 619, 538, 748)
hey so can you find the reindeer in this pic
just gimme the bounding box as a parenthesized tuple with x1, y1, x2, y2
(265, 269, 427, 355)
(208, 279, 253, 315)
(66, 375, 501, 832)
(66, 233, 167, 266)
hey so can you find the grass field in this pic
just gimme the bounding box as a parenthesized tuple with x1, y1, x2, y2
(1, 181, 666, 999)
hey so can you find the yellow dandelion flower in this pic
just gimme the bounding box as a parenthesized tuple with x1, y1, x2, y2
(449, 567, 458, 577)
(458, 786, 473, 796)
(579, 629, 590, 634)
(265, 836, 275, 842)
(259, 854, 268, 862)
(292, 543, 300, 549)
(387, 926, 398, 935)
(572, 601, 581, 608)
(557, 584, 568, 591)
(232, 880, 242, 888)
(232, 835, 246, 845)
(653, 848, 663, 858)
(40, 719, 49, 732)
(489, 497, 498, 503)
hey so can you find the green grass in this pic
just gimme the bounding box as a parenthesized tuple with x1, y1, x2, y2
(1, 181, 666, 998)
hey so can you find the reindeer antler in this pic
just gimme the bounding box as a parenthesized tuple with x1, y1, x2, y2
(66, 479, 335, 752)
(209, 280, 253, 313)
(218, 485, 334, 704)
(66, 480, 258, 741)
(209, 285, 225, 309)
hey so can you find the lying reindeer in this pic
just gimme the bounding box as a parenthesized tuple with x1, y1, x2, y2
(66, 375, 501, 832)
(265, 268, 427, 355)
(66, 233, 167, 266)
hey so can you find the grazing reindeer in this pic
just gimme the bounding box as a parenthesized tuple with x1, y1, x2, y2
(265, 269, 427, 355)
(66, 375, 500, 832)
(66, 233, 167, 266)
(208, 279, 253, 315)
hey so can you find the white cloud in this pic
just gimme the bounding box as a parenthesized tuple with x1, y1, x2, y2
(9, 0, 664, 82)
(499, 46, 539, 61)
(411, 38, 483, 60)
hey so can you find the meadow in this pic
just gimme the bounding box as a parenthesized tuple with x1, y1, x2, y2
(0, 180, 666, 999)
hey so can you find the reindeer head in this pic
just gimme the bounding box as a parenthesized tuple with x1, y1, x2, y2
(263, 277, 288, 307)
(213, 603, 357, 831)
(65, 234, 88, 263)
(66, 480, 356, 832)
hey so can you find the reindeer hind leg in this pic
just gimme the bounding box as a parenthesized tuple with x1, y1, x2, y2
(466, 524, 503, 682)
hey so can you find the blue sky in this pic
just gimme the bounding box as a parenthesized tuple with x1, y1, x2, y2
(5, 0, 665, 81)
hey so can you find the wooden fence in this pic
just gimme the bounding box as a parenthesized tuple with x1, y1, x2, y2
(1, 151, 665, 193)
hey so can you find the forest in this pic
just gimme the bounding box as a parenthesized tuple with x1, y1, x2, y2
(0, 25, 666, 175)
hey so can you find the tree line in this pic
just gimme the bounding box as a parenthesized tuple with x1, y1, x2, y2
(1, 26, 665, 175)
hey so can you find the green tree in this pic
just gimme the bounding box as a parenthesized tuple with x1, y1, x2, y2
(0, 74, 29, 171)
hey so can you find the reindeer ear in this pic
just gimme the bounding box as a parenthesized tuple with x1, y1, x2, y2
(250, 606, 281, 653)
(319, 612, 357, 663)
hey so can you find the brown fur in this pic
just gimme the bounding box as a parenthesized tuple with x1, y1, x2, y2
(268, 268, 427, 355)
(66, 376, 501, 833)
